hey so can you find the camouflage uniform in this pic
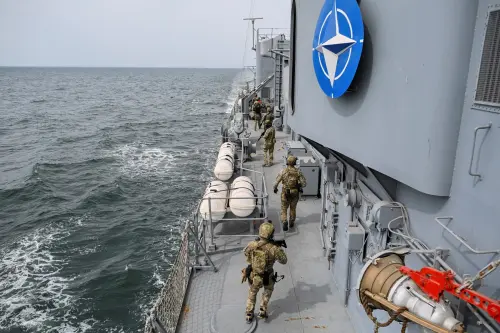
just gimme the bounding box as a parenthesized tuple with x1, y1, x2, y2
(253, 101, 262, 130)
(262, 122, 276, 166)
(244, 222, 287, 321)
(260, 106, 274, 127)
(273, 156, 307, 230)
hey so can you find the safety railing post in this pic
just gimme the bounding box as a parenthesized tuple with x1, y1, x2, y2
(186, 223, 217, 272)
(208, 197, 215, 251)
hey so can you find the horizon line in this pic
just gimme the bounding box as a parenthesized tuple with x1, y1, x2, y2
(0, 65, 251, 70)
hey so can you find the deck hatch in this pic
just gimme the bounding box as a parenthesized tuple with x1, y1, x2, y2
(475, 9, 500, 108)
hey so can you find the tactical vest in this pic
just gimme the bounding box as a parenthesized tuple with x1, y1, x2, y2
(251, 242, 271, 275)
(253, 103, 262, 115)
(264, 112, 273, 122)
(282, 167, 301, 194)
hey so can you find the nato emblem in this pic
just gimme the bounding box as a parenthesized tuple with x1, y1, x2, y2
(312, 0, 364, 98)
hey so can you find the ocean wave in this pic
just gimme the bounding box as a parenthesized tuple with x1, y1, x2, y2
(55, 133, 97, 144)
(0, 67, 243, 332)
(0, 219, 81, 331)
(111, 143, 188, 178)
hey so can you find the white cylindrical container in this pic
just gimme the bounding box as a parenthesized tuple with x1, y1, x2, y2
(214, 143, 235, 181)
(199, 180, 228, 222)
(229, 176, 256, 217)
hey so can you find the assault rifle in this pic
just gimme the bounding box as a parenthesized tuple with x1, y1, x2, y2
(254, 236, 287, 248)
(257, 130, 265, 142)
(270, 238, 287, 249)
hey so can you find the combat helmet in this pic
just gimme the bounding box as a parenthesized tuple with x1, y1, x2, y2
(265, 120, 272, 127)
(287, 155, 297, 166)
(259, 221, 275, 239)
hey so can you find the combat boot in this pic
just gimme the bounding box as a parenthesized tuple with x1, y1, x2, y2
(258, 307, 268, 319)
(246, 312, 254, 323)
(282, 220, 288, 232)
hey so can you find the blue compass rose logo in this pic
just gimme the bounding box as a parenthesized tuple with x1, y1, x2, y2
(312, 0, 364, 98)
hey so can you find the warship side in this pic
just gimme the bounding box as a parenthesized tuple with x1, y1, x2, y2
(145, 0, 500, 332)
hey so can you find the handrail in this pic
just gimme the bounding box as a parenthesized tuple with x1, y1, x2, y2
(468, 123, 492, 181)
(434, 216, 500, 254)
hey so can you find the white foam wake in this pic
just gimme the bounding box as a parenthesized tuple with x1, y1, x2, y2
(113, 143, 188, 178)
(0, 216, 92, 332)
(224, 69, 255, 113)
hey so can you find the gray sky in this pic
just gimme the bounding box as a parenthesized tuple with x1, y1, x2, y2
(0, 0, 290, 68)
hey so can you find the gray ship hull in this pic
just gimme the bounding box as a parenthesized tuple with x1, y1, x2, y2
(145, 1, 500, 332)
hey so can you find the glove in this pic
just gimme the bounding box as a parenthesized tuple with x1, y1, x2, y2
(241, 268, 248, 283)
(273, 187, 278, 194)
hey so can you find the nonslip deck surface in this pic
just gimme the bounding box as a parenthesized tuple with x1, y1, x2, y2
(177, 123, 355, 333)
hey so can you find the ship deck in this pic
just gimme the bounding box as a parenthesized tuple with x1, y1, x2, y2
(176, 122, 355, 333)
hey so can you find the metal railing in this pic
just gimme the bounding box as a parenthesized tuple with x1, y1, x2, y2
(144, 225, 192, 333)
(144, 139, 268, 333)
(197, 166, 269, 251)
(257, 28, 290, 41)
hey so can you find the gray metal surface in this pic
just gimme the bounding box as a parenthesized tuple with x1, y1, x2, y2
(176, 127, 355, 333)
(295, 157, 320, 196)
(288, 0, 479, 196)
(255, 35, 275, 91)
(281, 1, 500, 333)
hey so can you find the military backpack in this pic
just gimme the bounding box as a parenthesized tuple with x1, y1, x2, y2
(283, 168, 300, 196)
(251, 243, 269, 275)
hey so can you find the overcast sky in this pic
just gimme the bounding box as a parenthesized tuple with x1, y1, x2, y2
(0, 0, 290, 68)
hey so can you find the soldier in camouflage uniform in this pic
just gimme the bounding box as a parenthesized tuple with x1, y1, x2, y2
(243, 222, 287, 322)
(260, 105, 274, 127)
(252, 100, 262, 131)
(262, 120, 276, 166)
(273, 156, 307, 231)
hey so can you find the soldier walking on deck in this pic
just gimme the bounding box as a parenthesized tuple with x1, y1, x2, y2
(260, 105, 274, 128)
(243, 222, 287, 322)
(252, 99, 262, 131)
(261, 120, 275, 166)
(273, 156, 306, 231)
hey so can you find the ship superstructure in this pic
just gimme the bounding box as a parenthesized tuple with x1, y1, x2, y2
(145, 0, 500, 332)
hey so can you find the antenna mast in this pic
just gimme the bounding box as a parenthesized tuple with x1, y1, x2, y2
(243, 17, 263, 51)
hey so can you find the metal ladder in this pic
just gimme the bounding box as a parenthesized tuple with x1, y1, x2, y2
(273, 37, 286, 109)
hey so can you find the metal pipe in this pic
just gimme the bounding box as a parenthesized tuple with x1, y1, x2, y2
(319, 180, 327, 249)
(203, 220, 207, 252)
(319, 225, 326, 249)
(152, 318, 168, 333)
(208, 197, 214, 249)
(208, 233, 259, 238)
(240, 139, 244, 176)
(200, 195, 266, 200)
(186, 223, 217, 272)
(345, 252, 352, 307)
(212, 216, 269, 222)
(191, 265, 218, 271)
(468, 123, 492, 180)
(193, 213, 199, 266)
(269, 49, 290, 59)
